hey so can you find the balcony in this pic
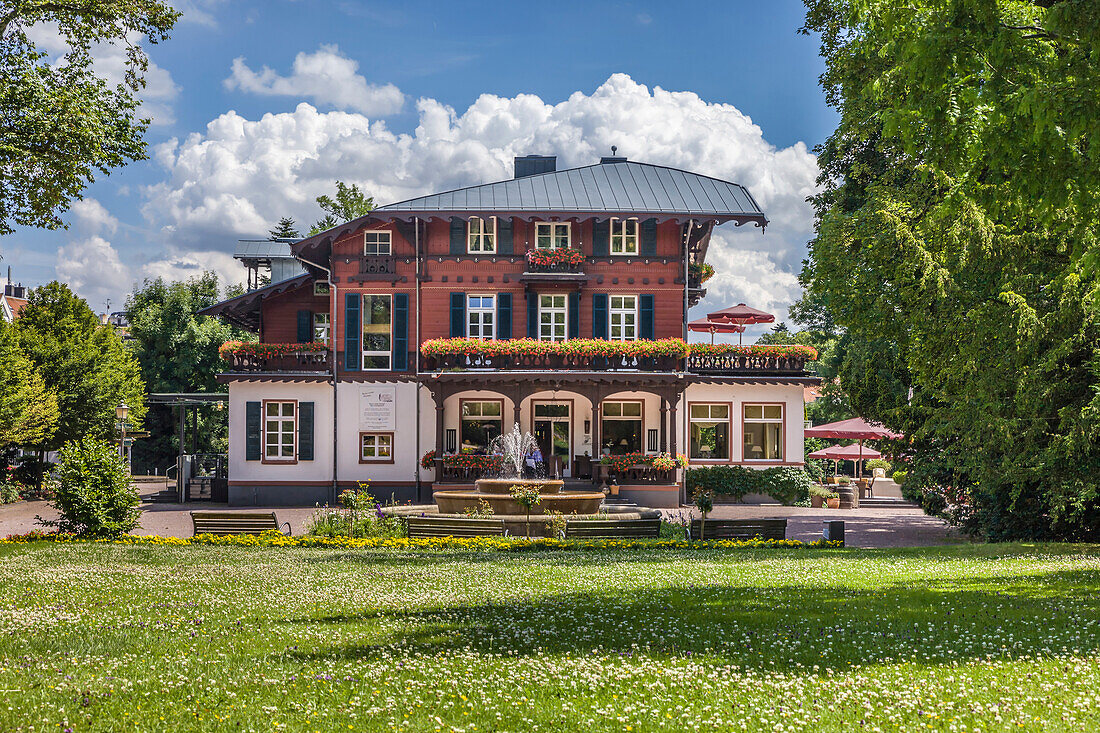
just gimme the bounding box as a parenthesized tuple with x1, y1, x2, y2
(219, 342, 331, 373)
(520, 248, 587, 285)
(347, 255, 399, 283)
(687, 351, 811, 376)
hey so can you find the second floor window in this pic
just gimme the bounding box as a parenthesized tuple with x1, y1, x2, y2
(535, 222, 570, 249)
(264, 401, 296, 461)
(467, 216, 496, 254)
(609, 295, 637, 341)
(363, 230, 391, 255)
(539, 294, 567, 342)
(362, 294, 392, 370)
(313, 313, 330, 345)
(610, 218, 639, 255)
(467, 295, 495, 340)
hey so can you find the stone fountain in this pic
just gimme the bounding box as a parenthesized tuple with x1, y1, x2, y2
(432, 424, 605, 521)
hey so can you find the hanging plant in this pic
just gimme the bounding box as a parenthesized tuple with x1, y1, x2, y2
(689, 262, 716, 283)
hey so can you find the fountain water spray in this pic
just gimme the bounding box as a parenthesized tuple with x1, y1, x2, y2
(488, 423, 537, 479)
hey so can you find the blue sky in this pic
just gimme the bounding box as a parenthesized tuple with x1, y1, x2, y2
(6, 0, 833, 332)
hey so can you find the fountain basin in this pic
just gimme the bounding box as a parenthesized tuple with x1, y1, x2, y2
(434, 489, 604, 516)
(474, 478, 565, 495)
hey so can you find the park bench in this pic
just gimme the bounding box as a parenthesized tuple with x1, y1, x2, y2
(690, 518, 787, 541)
(563, 518, 662, 539)
(405, 517, 506, 538)
(190, 511, 288, 537)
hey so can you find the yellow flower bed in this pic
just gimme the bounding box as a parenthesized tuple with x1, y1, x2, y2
(1, 530, 843, 550)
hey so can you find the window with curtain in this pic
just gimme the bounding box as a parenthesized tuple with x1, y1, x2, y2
(467, 216, 497, 254)
(689, 404, 730, 460)
(610, 218, 639, 255)
(744, 404, 784, 461)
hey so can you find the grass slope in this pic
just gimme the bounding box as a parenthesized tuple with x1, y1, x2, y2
(0, 543, 1098, 732)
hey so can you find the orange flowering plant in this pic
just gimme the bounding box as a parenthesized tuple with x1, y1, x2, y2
(420, 338, 691, 360)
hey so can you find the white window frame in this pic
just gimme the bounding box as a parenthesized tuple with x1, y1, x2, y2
(363, 230, 392, 256)
(361, 294, 392, 371)
(609, 295, 638, 342)
(313, 312, 331, 346)
(689, 403, 731, 461)
(467, 294, 496, 341)
(263, 400, 297, 462)
(467, 216, 497, 254)
(534, 222, 571, 250)
(743, 403, 785, 462)
(539, 294, 568, 342)
(610, 217, 639, 255)
(360, 433, 393, 463)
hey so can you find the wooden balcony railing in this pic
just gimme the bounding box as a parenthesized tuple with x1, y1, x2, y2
(223, 349, 330, 372)
(687, 353, 810, 375)
(422, 352, 682, 372)
(349, 255, 397, 282)
(524, 261, 585, 275)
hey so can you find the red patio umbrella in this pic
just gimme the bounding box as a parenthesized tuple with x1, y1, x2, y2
(706, 303, 775, 345)
(805, 417, 903, 478)
(687, 318, 745, 345)
(807, 443, 884, 479)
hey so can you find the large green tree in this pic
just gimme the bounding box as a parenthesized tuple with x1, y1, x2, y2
(15, 282, 145, 450)
(0, 320, 58, 448)
(800, 0, 1100, 539)
(0, 0, 180, 234)
(125, 273, 245, 472)
(308, 181, 374, 235)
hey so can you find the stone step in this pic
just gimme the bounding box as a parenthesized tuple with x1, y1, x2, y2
(859, 497, 919, 508)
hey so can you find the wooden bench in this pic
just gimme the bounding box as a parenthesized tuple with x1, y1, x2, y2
(190, 511, 287, 537)
(690, 518, 787, 541)
(564, 518, 661, 539)
(405, 517, 506, 538)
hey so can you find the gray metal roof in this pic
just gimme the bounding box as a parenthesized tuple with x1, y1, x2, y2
(375, 160, 766, 221)
(233, 239, 299, 259)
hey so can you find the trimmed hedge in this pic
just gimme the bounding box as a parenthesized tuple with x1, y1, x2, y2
(686, 466, 814, 505)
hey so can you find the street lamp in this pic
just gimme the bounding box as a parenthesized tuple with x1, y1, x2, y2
(116, 402, 130, 468)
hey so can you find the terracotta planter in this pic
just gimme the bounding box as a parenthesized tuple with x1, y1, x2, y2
(811, 495, 824, 508)
(826, 497, 840, 509)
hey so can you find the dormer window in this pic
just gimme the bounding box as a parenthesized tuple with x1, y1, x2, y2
(535, 222, 570, 249)
(610, 218, 639, 255)
(364, 230, 391, 256)
(467, 216, 497, 254)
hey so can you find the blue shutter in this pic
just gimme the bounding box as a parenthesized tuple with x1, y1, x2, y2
(298, 402, 314, 461)
(527, 293, 538, 338)
(392, 293, 408, 371)
(450, 217, 465, 255)
(592, 219, 609, 256)
(497, 217, 513, 255)
(639, 294, 655, 340)
(245, 401, 261, 461)
(592, 294, 608, 339)
(344, 293, 360, 370)
(640, 218, 658, 256)
(297, 309, 312, 343)
(568, 292, 579, 339)
(497, 293, 512, 340)
(450, 292, 466, 337)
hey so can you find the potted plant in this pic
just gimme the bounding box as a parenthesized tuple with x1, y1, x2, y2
(826, 493, 841, 509)
(809, 484, 836, 509)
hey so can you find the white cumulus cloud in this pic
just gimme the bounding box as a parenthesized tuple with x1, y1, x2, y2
(56, 235, 132, 312)
(225, 44, 405, 116)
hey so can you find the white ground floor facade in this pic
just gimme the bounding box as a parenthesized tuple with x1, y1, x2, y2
(224, 375, 810, 507)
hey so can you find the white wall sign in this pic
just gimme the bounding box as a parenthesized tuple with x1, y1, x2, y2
(359, 386, 397, 431)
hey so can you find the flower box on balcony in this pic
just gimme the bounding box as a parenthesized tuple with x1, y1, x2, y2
(219, 341, 331, 372)
(420, 338, 689, 372)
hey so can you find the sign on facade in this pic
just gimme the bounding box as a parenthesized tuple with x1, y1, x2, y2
(359, 386, 397, 431)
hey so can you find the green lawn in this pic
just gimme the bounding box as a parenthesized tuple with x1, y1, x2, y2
(1, 543, 1098, 732)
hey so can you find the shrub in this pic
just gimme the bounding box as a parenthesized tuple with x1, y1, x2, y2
(307, 483, 405, 539)
(13, 455, 53, 490)
(809, 485, 839, 500)
(892, 469, 908, 486)
(866, 458, 892, 473)
(40, 438, 139, 538)
(1, 479, 22, 504)
(685, 466, 814, 505)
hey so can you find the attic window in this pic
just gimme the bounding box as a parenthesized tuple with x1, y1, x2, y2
(364, 231, 391, 256)
(610, 218, 639, 255)
(467, 217, 497, 254)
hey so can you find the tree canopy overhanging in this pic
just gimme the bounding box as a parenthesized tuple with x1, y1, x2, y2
(798, 0, 1100, 540)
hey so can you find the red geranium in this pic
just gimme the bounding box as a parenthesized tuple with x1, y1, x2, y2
(219, 341, 330, 359)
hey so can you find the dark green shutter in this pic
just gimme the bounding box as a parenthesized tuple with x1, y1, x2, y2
(344, 293, 360, 370)
(298, 402, 314, 461)
(527, 293, 538, 338)
(640, 218, 658, 256)
(592, 294, 608, 339)
(497, 217, 513, 255)
(245, 401, 261, 461)
(450, 217, 465, 255)
(568, 292, 579, 339)
(497, 293, 512, 340)
(297, 309, 312, 343)
(592, 219, 609, 256)
(450, 293, 466, 337)
(392, 293, 408, 371)
(639, 294, 655, 340)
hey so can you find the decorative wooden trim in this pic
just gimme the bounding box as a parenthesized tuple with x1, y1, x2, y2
(687, 400, 733, 462)
(741, 401, 786, 463)
(359, 431, 395, 464)
(260, 399, 298, 465)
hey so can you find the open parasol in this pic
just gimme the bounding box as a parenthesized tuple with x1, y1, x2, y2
(706, 303, 775, 345)
(805, 417, 902, 478)
(687, 318, 745, 345)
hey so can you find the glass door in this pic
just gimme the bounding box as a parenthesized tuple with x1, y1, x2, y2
(533, 402, 571, 477)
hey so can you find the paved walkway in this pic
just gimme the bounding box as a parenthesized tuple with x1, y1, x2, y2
(1, 487, 966, 549)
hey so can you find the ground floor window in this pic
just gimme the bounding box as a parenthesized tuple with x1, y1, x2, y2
(460, 400, 503, 454)
(601, 400, 642, 455)
(689, 403, 730, 460)
(744, 404, 784, 461)
(360, 432, 393, 463)
(264, 401, 296, 461)
(539, 294, 567, 342)
(362, 294, 392, 370)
